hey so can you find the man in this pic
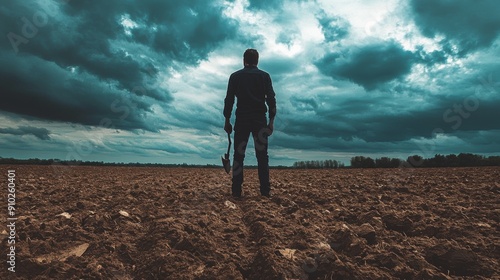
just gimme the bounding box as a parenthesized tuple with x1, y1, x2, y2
(223, 49, 277, 198)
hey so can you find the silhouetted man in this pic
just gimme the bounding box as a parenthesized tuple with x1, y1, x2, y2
(224, 49, 277, 197)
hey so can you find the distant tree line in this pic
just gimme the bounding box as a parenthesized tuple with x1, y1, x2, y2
(292, 159, 345, 169)
(0, 157, 290, 169)
(406, 153, 500, 167)
(2, 153, 499, 168)
(0, 157, 220, 168)
(350, 156, 401, 168)
(350, 153, 500, 168)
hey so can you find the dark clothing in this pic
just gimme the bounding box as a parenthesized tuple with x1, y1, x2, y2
(232, 118, 270, 196)
(224, 66, 276, 196)
(224, 66, 276, 121)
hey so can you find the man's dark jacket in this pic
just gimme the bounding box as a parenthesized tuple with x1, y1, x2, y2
(224, 66, 276, 121)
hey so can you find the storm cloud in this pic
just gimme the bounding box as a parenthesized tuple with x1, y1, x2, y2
(1, 0, 499, 165)
(316, 41, 415, 90)
(0, 0, 238, 130)
(0, 126, 51, 140)
(409, 0, 500, 56)
(317, 11, 350, 42)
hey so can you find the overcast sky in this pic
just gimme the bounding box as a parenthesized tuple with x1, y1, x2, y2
(1, 0, 499, 165)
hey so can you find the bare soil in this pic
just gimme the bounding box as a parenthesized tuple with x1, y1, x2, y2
(1, 165, 499, 279)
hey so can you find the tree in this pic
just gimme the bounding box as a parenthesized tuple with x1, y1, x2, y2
(375, 157, 391, 168)
(407, 155, 424, 167)
(390, 158, 401, 168)
(351, 156, 376, 168)
(458, 153, 484, 167)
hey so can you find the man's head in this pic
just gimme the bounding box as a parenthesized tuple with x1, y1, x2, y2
(244, 49, 259, 66)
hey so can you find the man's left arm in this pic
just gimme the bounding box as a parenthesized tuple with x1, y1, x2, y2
(266, 74, 277, 134)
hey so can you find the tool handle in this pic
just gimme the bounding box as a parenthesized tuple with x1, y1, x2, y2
(226, 133, 232, 155)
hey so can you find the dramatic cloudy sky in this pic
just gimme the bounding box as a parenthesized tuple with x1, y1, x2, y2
(1, 0, 499, 165)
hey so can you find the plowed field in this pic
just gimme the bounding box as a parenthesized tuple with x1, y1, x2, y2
(1, 165, 499, 279)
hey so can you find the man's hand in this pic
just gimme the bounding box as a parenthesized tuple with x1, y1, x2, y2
(224, 120, 233, 134)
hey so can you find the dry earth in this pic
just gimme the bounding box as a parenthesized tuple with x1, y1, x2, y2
(1, 165, 499, 279)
